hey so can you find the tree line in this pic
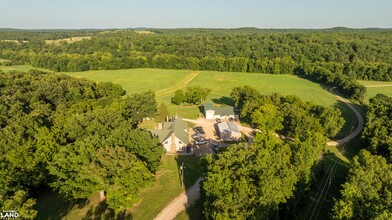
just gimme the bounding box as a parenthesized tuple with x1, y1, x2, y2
(1, 29, 392, 101)
(0, 70, 163, 218)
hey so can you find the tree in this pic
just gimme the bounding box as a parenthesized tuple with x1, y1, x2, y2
(48, 144, 154, 213)
(362, 94, 392, 162)
(171, 87, 211, 105)
(156, 103, 169, 122)
(171, 89, 186, 105)
(0, 190, 37, 220)
(251, 104, 284, 132)
(202, 133, 299, 219)
(333, 150, 392, 219)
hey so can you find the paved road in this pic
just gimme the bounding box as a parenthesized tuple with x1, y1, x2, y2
(326, 87, 364, 146)
(154, 178, 202, 220)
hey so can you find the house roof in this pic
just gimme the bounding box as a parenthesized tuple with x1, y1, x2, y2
(150, 129, 172, 143)
(204, 102, 235, 116)
(150, 115, 189, 144)
(217, 121, 240, 133)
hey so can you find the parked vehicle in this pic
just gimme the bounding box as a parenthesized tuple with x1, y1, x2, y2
(192, 133, 203, 139)
(195, 139, 208, 145)
(216, 118, 221, 123)
(186, 144, 193, 153)
(213, 143, 219, 153)
(193, 126, 205, 134)
(229, 117, 234, 122)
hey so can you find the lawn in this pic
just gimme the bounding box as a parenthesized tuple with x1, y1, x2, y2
(129, 155, 201, 220)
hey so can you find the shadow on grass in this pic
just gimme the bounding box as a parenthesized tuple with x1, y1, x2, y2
(34, 188, 75, 220)
(292, 151, 350, 220)
(174, 155, 205, 220)
(211, 96, 235, 106)
(175, 155, 201, 190)
(83, 201, 132, 220)
(34, 188, 132, 220)
(332, 100, 358, 140)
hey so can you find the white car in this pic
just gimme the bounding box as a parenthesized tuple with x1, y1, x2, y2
(195, 139, 208, 145)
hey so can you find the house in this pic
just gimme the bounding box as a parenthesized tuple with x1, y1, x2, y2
(150, 116, 189, 154)
(204, 103, 237, 120)
(217, 121, 241, 141)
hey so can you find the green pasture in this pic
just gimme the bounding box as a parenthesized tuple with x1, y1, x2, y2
(358, 80, 392, 100)
(0, 64, 50, 73)
(65, 68, 192, 97)
(63, 68, 339, 119)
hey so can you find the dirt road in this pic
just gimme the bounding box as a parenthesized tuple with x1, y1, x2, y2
(153, 178, 202, 220)
(326, 88, 364, 146)
(155, 71, 200, 97)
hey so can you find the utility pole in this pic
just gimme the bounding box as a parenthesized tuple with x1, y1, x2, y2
(180, 162, 185, 188)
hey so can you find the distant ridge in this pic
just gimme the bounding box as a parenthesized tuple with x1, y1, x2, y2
(0, 27, 391, 32)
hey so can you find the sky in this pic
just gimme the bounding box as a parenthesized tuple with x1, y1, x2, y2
(0, 0, 391, 29)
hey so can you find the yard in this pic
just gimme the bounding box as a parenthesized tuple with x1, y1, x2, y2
(34, 155, 202, 219)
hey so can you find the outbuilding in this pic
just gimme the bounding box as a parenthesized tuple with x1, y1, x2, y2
(204, 103, 237, 120)
(217, 121, 241, 141)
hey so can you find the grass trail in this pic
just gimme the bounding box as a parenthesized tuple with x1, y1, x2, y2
(365, 84, 392, 87)
(155, 71, 200, 97)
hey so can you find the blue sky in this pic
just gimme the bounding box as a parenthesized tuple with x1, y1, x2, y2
(0, 0, 391, 29)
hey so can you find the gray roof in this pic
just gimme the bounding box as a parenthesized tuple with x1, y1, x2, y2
(150, 115, 189, 144)
(204, 103, 235, 116)
(217, 122, 240, 133)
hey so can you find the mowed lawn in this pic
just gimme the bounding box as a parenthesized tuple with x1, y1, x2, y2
(358, 80, 392, 100)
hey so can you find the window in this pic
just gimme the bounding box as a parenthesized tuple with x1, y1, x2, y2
(179, 141, 182, 144)
(164, 141, 168, 144)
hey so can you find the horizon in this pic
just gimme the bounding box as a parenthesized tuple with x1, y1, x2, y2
(0, 26, 391, 31)
(1, 0, 391, 29)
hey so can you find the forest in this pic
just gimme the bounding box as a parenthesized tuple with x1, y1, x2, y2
(1, 28, 392, 101)
(200, 86, 344, 219)
(0, 29, 391, 219)
(200, 86, 392, 219)
(0, 70, 163, 217)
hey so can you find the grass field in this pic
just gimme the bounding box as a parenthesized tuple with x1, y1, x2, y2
(64, 68, 339, 119)
(0, 65, 50, 73)
(45, 36, 92, 45)
(358, 80, 392, 101)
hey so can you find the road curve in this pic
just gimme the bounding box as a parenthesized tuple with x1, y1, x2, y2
(154, 178, 202, 220)
(326, 88, 364, 146)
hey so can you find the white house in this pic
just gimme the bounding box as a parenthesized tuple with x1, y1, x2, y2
(150, 116, 189, 154)
(204, 103, 237, 120)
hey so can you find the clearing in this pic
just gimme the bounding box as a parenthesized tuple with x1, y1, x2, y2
(45, 36, 92, 45)
(64, 68, 338, 119)
(0, 65, 51, 73)
(358, 80, 392, 100)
